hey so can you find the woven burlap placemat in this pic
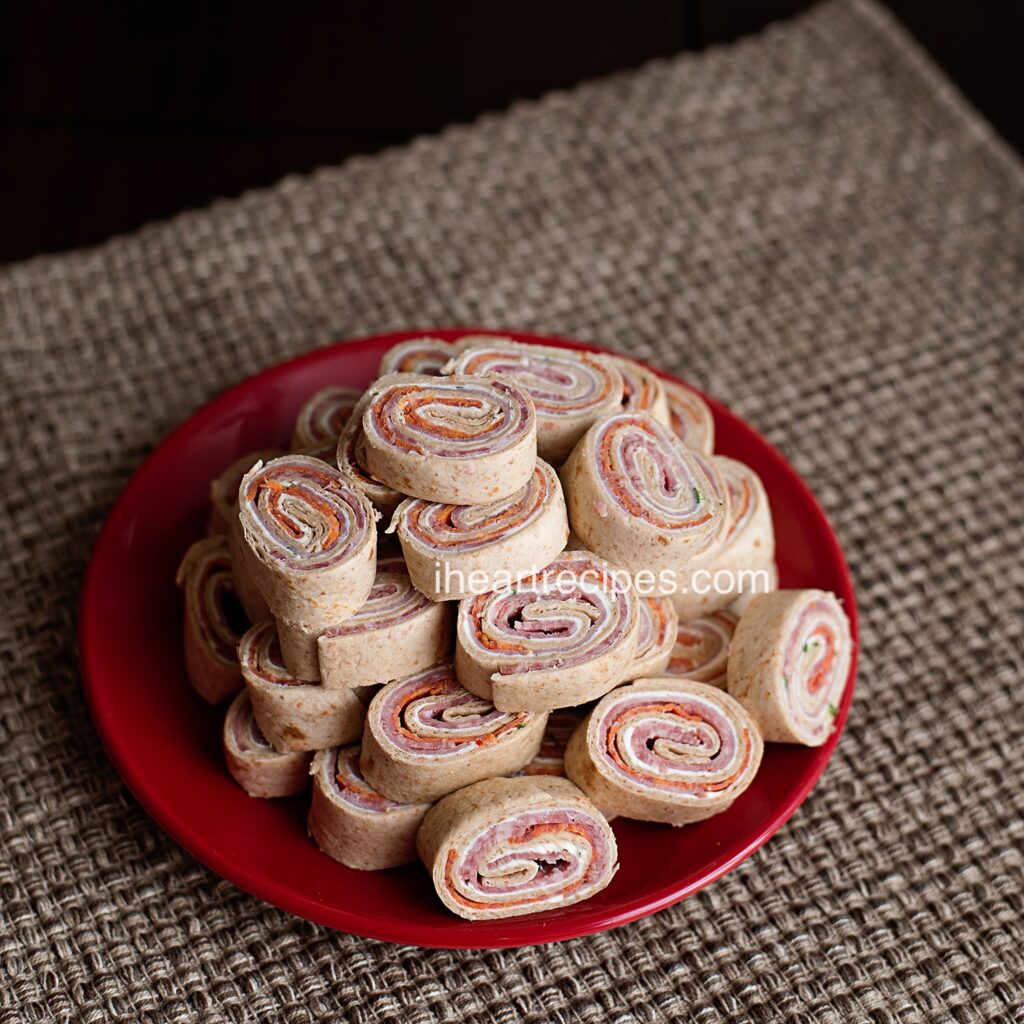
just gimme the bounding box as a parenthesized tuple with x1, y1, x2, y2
(1, 1, 1021, 1020)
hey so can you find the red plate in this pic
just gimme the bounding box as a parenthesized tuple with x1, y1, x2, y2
(80, 329, 857, 948)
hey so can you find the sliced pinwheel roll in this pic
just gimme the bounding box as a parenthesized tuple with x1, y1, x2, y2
(176, 536, 249, 704)
(455, 549, 640, 712)
(238, 454, 377, 677)
(317, 557, 453, 688)
(208, 448, 286, 535)
(663, 379, 714, 454)
(727, 590, 853, 746)
(223, 691, 310, 798)
(309, 744, 432, 870)
(389, 460, 569, 601)
(517, 710, 583, 778)
(671, 455, 776, 619)
(360, 664, 546, 804)
(335, 390, 404, 521)
(624, 596, 678, 681)
(416, 775, 618, 920)
(565, 679, 763, 826)
(360, 374, 537, 504)
(664, 610, 737, 689)
(444, 338, 624, 464)
(378, 336, 455, 377)
(609, 355, 670, 425)
(239, 621, 365, 752)
(560, 411, 729, 582)
(291, 385, 363, 459)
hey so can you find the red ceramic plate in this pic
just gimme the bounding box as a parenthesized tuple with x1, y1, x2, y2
(80, 329, 857, 949)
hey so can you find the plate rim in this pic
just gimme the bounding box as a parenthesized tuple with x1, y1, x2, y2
(79, 328, 858, 948)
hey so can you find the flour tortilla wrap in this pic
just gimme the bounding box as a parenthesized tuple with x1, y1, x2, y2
(727, 589, 853, 746)
(378, 336, 455, 377)
(560, 411, 729, 586)
(609, 355, 670, 425)
(308, 745, 432, 870)
(416, 775, 618, 920)
(222, 691, 310, 798)
(455, 549, 640, 712)
(389, 460, 568, 601)
(360, 664, 547, 804)
(670, 455, 776, 618)
(624, 596, 678, 681)
(175, 536, 248, 704)
(663, 379, 714, 454)
(360, 373, 537, 504)
(208, 448, 286, 536)
(238, 455, 377, 676)
(564, 678, 763, 826)
(663, 610, 737, 689)
(227, 512, 274, 623)
(444, 338, 624, 464)
(291, 385, 363, 459)
(239, 621, 365, 751)
(317, 557, 453, 688)
(335, 390, 405, 520)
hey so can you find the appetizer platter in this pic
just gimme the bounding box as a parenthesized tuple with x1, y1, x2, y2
(80, 329, 857, 948)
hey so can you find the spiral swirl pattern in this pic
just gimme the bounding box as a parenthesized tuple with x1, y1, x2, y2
(240, 455, 374, 572)
(612, 357, 669, 423)
(663, 379, 714, 454)
(445, 339, 623, 462)
(727, 590, 852, 746)
(238, 620, 308, 687)
(325, 557, 436, 637)
(222, 691, 311, 798)
(362, 375, 537, 504)
(565, 679, 763, 825)
(378, 337, 455, 377)
(665, 610, 737, 688)
(456, 550, 639, 711)
(291, 385, 363, 453)
(418, 776, 618, 920)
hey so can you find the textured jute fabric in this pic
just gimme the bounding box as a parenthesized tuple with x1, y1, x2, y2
(1, 0, 1022, 1020)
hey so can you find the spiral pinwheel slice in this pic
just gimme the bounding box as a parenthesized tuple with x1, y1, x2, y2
(444, 339, 624, 464)
(239, 621, 365, 751)
(360, 664, 547, 804)
(176, 536, 249, 704)
(223, 691, 311, 798)
(378, 336, 456, 377)
(664, 610, 737, 689)
(671, 455, 776, 618)
(317, 556, 453, 688)
(360, 374, 537, 505)
(416, 775, 618, 920)
(560, 411, 729, 583)
(564, 678, 763, 825)
(335, 390, 405, 520)
(309, 744, 432, 870)
(663, 380, 714, 454)
(517, 710, 584, 778)
(291, 385, 363, 459)
(455, 549, 640, 712)
(238, 454, 377, 676)
(209, 448, 286, 536)
(727, 590, 853, 746)
(624, 596, 678, 681)
(389, 460, 569, 601)
(610, 356, 670, 425)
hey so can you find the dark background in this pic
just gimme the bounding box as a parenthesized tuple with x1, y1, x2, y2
(1, 1, 1020, 265)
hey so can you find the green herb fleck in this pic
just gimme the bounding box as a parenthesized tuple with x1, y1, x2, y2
(828, 703, 838, 718)
(783, 676, 790, 688)
(693, 486, 702, 504)
(516, 723, 527, 729)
